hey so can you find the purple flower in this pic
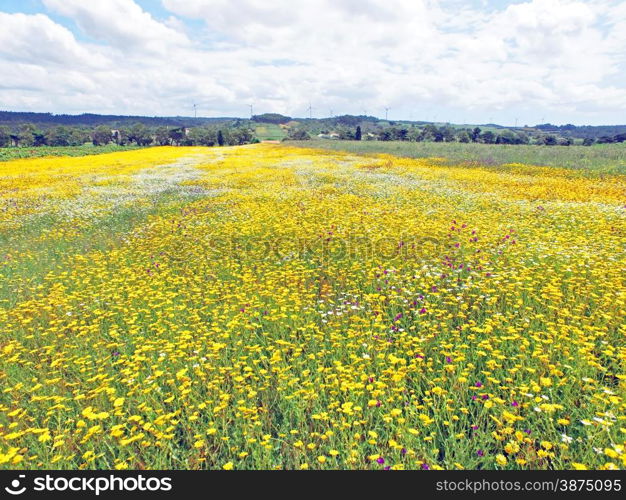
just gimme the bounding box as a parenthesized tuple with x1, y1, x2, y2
(477, 450, 484, 457)
(445, 357, 452, 363)
(475, 382, 483, 388)
(511, 401, 519, 407)
(421, 463, 430, 470)
(377, 457, 385, 464)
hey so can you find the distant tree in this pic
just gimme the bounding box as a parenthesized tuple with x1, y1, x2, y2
(155, 127, 171, 146)
(68, 128, 89, 146)
(16, 124, 37, 147)
(613, 133, 626, 143)
(441, 126, 455, 142)
(582, 137, 595, 146)
(378, 129, 393, 141)
(355, 126, 362, 141)
(188, 127, 218, 146)
(394, 128, 409, 141)
(112, 128, 128, 146)
(92, 125, 112, 146)
(457, 130, 470, 143)
(516, 131, 530, 144)
(285, 128, 311, 141)
(480, 130, 496, 144)
(129, 123, 152, 146)
(496, 129, 517, 144)
(597, 135, 614, 144)
(408, 127, 423, 142)
(421, 124, 438, 141)
(168, 128, 185, 146)
(471, 127, 481, 142)
(33, 131, 47, 147)
(543, 135, 558, 146)
(231, 127, 254, 145)
(0, 125, 10, 147)
(337, 127, 355, 140)
(252, 113, 292, 124)
(217, 130, 225, 146)
(45, 126, 71, 147)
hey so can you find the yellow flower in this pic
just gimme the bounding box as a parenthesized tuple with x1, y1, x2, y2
(504, 441, 520, 454)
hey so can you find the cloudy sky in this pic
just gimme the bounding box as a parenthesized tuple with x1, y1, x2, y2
(0, 0, 625, 125)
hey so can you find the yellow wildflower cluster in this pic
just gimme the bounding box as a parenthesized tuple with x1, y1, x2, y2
(0, 144, 624, 470)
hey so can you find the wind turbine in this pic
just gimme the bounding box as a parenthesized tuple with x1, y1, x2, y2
(308, 102, 313, 119)
(385, 107, 390, 121)
(249, 104, 254, 119)
(192, 102, 198, 119)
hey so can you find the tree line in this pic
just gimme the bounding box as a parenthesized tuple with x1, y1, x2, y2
(287, 123, 626, 146)
(0, 123, 257, 148)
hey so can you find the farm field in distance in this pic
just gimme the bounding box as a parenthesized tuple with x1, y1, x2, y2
(0, 143, 625, 470)
(0, 144, 143, 162)
(290, 140, 626, 174)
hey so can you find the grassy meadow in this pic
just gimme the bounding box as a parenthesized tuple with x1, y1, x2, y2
(0, 144, 625, 470)
(291, 140, 626, 174)
(254, 124, 287, 141)
(0, 144, 142, 162)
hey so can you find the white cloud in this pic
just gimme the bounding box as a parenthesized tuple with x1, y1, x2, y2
(0, 0, 624, 124)
(42, 0, 190, 51)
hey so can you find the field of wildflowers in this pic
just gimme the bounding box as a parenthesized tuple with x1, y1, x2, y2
(0, 144, 624, 470)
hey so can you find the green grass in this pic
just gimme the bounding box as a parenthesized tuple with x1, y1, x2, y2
(0, 191, 191, 308)
(0, 145, 145, 162)
(289, 140, 626, 174)
(255, 124, 287, 141)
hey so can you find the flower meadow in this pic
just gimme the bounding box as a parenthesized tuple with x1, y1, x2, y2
(0, 144, 625, 470)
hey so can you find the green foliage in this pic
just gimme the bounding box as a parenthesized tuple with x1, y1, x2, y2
(92, 125, 113, 146)
(252, 113, 292, 124)
(284, 128, 311, 141)
(0, 144, 142, 162)
(288, 140, 626, 174)
(0, 125, 10, 148)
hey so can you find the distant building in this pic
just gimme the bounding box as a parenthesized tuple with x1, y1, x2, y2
(317, 132, 340, 140)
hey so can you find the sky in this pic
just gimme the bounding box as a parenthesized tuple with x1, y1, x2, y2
(0, 0, 625, 125)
